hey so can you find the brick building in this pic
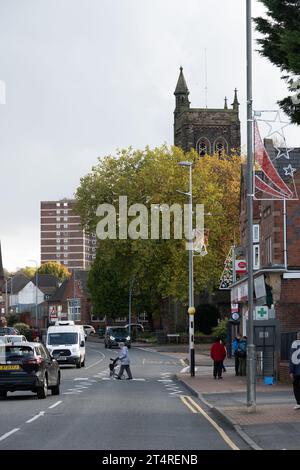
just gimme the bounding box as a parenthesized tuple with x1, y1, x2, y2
(41, 199, 97, 270)
(47, 270, 91, 326)
(174, 67, 241, 155)
(231, 140, 300, 381)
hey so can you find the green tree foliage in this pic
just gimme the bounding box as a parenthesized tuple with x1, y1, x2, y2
(211, 319, 228, 343)
(254, 0, 300, 124)
(37, 262, 70, 281)
(75, 146, 241, 320)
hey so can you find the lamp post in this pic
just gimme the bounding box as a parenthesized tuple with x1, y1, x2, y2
(178, 161, 195, 377)
(29, 260, 39, 330)
(246, 0, 256, 410)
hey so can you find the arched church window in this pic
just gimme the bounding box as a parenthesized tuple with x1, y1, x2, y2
(196, 138, 211, 157)
(214, 138, 228, 157)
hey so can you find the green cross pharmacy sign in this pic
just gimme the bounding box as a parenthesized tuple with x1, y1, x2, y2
(255, 306, 269, 320)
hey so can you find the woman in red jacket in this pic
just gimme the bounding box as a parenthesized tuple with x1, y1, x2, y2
(210, 337, 227, 379)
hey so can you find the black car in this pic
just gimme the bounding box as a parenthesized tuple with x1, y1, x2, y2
(0, 342, 60, 399)
(104, 326, 131, 349)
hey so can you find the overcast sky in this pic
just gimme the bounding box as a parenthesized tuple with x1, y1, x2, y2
(0, 0, 299, 271)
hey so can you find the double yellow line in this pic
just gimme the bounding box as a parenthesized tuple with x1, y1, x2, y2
(180, 395, 240, 451)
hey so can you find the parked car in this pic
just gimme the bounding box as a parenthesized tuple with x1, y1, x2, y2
(0, 327, 19, 336)
(0, 342, 60, 399)
(125, 323, 144, 336)
(104, 326, 131, 349)
(83, 325, 96, 336)
(0, 335, 27, 344)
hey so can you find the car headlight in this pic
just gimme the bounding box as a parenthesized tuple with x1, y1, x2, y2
(110, 336, 115, 341)
(126, 336, 131, 341)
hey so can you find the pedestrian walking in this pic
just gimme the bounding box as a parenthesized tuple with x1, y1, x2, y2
(210, 337, 226, 380)
(237, 336, 247, 376)
(115, 342, 133, 380)
(289, 332, 300, 410)
(232, 334, 241, 376)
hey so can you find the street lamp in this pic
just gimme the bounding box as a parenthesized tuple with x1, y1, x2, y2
(28, 260, 39, 329)
(246, 0, 256, 411)
(177, 161, 195, 377)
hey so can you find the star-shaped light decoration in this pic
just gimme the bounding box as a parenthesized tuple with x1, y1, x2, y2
(264, 111, 290, 139)
(274, 144, 294, 161)
(283, 164, 297, 177)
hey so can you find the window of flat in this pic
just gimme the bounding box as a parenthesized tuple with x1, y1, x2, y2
(265, 236, 272, 264)
(253, 244, 260, 270)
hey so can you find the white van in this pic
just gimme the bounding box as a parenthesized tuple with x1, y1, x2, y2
(46, 325, 86, 368)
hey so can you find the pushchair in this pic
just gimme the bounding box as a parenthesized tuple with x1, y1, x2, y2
(109, 357, 124, 379)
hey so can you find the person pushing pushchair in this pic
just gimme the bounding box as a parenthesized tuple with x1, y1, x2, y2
(110, 342, 133, 380)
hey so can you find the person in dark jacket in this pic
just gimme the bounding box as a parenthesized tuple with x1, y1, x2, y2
(232, 334, 241, 376)
(210, 337, 227, 379)
(289, 332, 300, 410)
(237, 336, 247, 376)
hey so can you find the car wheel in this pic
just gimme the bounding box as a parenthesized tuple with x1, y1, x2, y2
(51, 373, 60, 396)
(104, 343, 107, 348)
(76, 359, 81, 369)
(108, 344, 112, 349)
(81, 359, 85, 367)
(0, 390, 7, 399)
(37, 376, 48, 399)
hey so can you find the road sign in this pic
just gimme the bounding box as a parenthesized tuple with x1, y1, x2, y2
(235, 260, 247, 275)
(255, 306, 269, 320)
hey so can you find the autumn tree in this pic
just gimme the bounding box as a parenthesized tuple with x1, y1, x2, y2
(254, 0, 300, 124)
(38, 262, 70, 281)
(75, 146, 241, 321)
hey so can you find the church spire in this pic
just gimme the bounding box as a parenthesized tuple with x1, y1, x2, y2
(224, 97, 228, 110)
(174, 66, 190, 115)
(232, 88, 240, 112)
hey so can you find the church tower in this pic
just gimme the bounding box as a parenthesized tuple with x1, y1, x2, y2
(174, 67, 241, 155)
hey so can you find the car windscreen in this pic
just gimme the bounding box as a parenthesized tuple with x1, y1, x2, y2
(0, 346, 34, 362)
(48, 333, 78, 345)
(109, 329, 128, 336)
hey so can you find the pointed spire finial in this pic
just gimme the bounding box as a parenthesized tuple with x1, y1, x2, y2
(232, 88, 240, 111)
(224, 97, 228, 110)
(174, 66, 189, 96)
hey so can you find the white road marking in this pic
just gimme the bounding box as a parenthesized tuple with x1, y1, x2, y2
(0, 428, 20, 441)
(48, 401, 62, 409)
(73, 378, 87, 381)
(102, 378, 111, 380)
(26, 411, 45, 423)
(158, 379, 173, 382)
(85, 350, 106, 370)
(137, 347, 157, 353)
(132, 378, 146, 381)
(67, 388, 83, 392)
(74, 385, 89, 389)
(63, 392, 78, 395)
